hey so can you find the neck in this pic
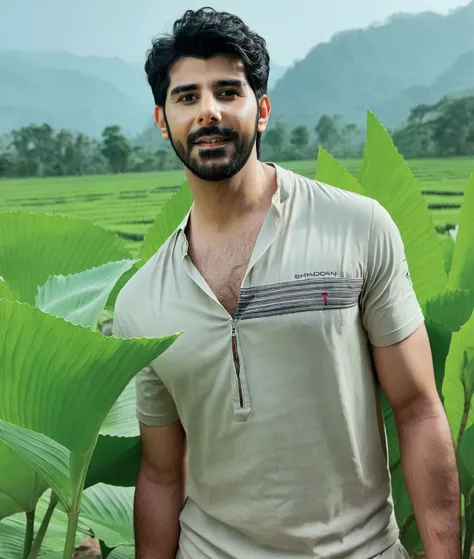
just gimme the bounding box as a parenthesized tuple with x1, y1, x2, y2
(184, 158, 277, 233)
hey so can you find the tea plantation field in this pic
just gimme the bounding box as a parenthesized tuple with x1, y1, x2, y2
(1, 157, 473, 256)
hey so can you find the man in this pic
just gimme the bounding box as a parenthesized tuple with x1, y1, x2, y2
(113, 7, 461, 559)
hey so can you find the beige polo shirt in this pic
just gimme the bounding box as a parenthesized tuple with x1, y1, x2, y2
(113, 163, 424, 558)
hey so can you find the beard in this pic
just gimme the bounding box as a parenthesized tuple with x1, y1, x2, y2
(164, 112, 259, 182)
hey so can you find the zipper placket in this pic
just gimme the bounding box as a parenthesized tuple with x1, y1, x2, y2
(231, 319, 244, 408)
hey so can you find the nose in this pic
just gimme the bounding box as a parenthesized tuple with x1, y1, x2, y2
(197, 93, 222, 125)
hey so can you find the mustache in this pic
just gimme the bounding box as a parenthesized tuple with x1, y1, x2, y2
(188, 126, 238, 146)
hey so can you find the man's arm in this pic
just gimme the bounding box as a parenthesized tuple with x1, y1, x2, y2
(134, 419, 186, 559)
(372, 323, 462, 559)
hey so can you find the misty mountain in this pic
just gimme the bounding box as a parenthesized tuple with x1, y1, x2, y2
(2, 1, 474, 137)
(0, 52, 150, 137)
(268, 63, 288, 90)
(373, 50, 474, 127)
(269, 0, 474, 127)
(0, 49, 288, 138)
(8, 50, 152, 107)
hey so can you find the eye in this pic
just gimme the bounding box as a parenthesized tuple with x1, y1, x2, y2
(179, 94, 197, 103)
(219, 89, 239, 98)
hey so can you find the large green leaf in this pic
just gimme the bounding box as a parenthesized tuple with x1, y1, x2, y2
(424, 290, 474, 333)
(315, 147, 365, 195)
(0, 299, 179, 454)
(107, 545, 135, 559)
(85, 436, 140, 489)
(80, 484, 134, 548)
(0, 279, 15, 301)
(0, 491, 89, 558)
(400, 517, 423, 555)
(139, 181, 192, 265)
(358, 111, 447, 303)
(0, 212, 132, 306)
(100, 380, 139, 438)
(443, 312, 474, 443)
(439, 234, 455, 276)
(0, 421, 72, 509)
(458, 424, 474, 498)
(86, 381, 140, 488)
(37, 260, 137, 330)
(458, 425, 474, 556)
(0, 298, 180, 517)
(0, 445, 48, 519)
(386, 317, 452, 553)
(449, 174, 474, 291)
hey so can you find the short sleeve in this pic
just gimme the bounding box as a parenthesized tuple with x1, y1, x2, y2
(361, 200, 425, 347)
(112, 309, 179, 427)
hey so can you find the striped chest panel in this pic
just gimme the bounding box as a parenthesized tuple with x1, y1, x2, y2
(235, 277, 364, 321)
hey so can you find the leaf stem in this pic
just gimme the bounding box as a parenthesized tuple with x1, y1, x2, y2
(463, 496, 474, 559)
(23, 509, 35, 559)
(400, 513, 415, 541)
(28, 492, 58, 559)
(390, 457, 401, 473)
(456, 353, 472, 450)
(63, 512, 79, 559)
(456, 390, 472, 451)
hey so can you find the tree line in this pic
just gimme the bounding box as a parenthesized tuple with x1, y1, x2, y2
(0, 116, 364, 179)
(0, 124, 184, 179)
(391, 95, 474, 158)
(0, 94, 473, 179)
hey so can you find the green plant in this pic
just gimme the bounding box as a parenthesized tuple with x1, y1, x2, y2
(1, 109, 473, 558)
(317, 111, 474, 556)
(0, 214, 182, 558)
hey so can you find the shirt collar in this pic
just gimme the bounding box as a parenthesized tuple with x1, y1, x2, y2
(177, 162, 295, 256)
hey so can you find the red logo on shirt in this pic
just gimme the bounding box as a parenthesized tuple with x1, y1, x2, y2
(322, 293, 328, 306)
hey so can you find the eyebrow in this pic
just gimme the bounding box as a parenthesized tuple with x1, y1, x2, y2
(169, 79, 245, 97)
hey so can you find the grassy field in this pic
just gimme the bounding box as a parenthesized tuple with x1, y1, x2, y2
(1, 157, 473, 255)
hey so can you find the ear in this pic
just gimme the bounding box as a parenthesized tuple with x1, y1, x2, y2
(257, 95, 271, 134)
(154, 106, 169, 141)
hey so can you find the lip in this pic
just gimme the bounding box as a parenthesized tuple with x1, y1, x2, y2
(195, 136, 231, 147)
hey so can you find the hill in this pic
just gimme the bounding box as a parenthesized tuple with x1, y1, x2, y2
(0, 52, 150, 137)
(3, 2, 474, 137)
(373, 50, 474, 127)
(0, 49, 287, 139)
(269, 1, 474, 127)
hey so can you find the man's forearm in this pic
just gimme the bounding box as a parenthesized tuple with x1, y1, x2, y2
(396, 403, 462, 559)
(134, 468, 185, 559)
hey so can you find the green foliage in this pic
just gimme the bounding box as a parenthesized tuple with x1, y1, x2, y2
(359, 111, 447, 304)
(0, 123, 181, 179)
(448, 174, 474, 291)
(317, 109, 474, 556)
(1, 108, 474, 558)
(0, 212, 133, 306)
(36, 260, 137, 330)
(101, 126, 132, 174)
(392, 95, 474, 158)
(314, 115, 341, 151)
(459, 425, 474, 558)
(443, 312, 474, 444)
(315, 147, 364, 195)
(0, 491, 89, 558)
(440, 234, 455, 275)
(290, 125, 310, 150)
(0, 212, 181, 557)
(79, 484, 134, 548)
(139, 181, 193, 265)
(261, 115, 362, 162)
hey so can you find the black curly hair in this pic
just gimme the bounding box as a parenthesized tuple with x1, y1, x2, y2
(144, 7, 271, 157)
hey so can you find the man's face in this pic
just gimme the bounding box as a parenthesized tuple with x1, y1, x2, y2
(157, 54, 266, 182)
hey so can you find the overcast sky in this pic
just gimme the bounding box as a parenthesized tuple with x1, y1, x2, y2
(1, 0, 471, 67)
